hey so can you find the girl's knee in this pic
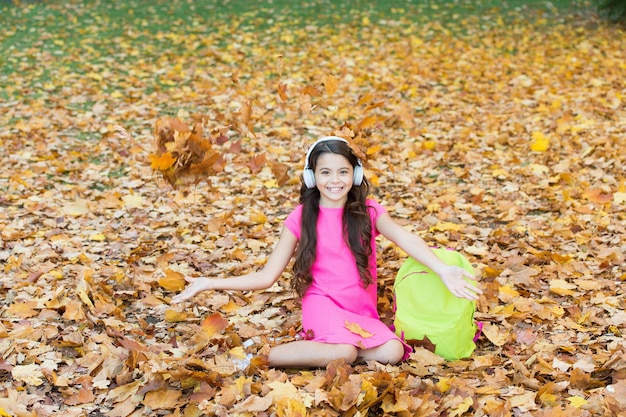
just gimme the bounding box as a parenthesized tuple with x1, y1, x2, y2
(337, 344, 359, 364)
(382, 340, 405, 364)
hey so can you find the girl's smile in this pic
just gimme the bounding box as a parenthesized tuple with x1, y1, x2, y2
(314, 153, 354, 207)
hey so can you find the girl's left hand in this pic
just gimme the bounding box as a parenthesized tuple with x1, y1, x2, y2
(438, 265, 483, 301)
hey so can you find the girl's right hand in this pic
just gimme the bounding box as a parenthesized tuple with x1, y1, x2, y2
(171, 276, 213, 304)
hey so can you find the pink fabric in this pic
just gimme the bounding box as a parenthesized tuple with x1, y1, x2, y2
(285, 199, 411, 359)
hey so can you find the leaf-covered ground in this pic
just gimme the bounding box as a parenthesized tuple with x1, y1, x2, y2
(1, 1, 625, 416)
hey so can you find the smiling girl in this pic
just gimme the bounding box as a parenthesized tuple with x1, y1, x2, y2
(172, 136, 482, 368)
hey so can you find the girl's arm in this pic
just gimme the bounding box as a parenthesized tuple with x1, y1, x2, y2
(375, 212, 482, 301)
(171, 227, 298, 304)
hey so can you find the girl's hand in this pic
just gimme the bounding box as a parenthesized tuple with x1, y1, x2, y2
(171, 276, 213, 304)
(438, 266, 483, 301)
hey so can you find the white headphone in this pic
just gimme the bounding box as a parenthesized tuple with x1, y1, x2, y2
(302, 136, 364, 189)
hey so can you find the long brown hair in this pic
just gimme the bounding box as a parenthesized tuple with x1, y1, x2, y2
(291, 140, 373, 297)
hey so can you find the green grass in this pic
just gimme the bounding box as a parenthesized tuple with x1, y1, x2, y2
(0, 0, 593, 99)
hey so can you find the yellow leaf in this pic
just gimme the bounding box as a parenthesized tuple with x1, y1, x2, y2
(89, 233, 106, 241)
(0, 408, 11, 417)
(366, 144, 382, 156)
(423, 140, 436, 150)
(150, 152, 176, 170)
(250, 211, 268, 224)
(275, 398, 307, 417)
(264, 179, 279, 188)
(324, 74, 338, 96)
(221, 300, 242, 313)
(567, 396, 588, 408)
(344, 321, 374, 338)
(158, 269, 186, 291)
(539, 392, 558, 407)
(499, 285, 520, 299)
(357, 115, 377, 130)
(530, 131, 550, 152)
(436, 377, 451, 393)
(165, 309, 189, 322)
(430, 222, 464, 232)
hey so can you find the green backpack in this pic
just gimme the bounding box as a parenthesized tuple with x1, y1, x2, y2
(393, 248, 479, 361)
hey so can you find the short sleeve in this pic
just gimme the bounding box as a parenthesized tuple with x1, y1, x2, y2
(284, 205, 303, 239)
(366, 199, 387, 237)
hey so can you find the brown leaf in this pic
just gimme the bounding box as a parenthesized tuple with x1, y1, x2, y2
(247, 153, 267, 174)
(277, 83, 288, 101)
(142, 389, 182, 409)
(344, 321, 373, 338)
(64, 387, 95, 406)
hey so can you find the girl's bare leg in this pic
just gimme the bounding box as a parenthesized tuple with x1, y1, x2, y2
(357, 339, 405, 365)
(268, 341, 358, 368)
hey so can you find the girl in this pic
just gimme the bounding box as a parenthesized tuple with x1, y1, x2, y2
(172, 136, 482, 368)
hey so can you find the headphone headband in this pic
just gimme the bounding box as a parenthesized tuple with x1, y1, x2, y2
(302, 136, 363, 188)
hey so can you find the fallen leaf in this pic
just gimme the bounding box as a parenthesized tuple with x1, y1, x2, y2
(344, 321, 374, 338)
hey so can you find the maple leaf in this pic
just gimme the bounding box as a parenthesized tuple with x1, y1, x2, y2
(247, 153, 267, 174)
(149, 152, 176, 171)
(344, 321, 374, 338)
(270, 161, 290, 186)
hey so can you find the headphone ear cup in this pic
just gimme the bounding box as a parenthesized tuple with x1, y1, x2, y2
(353, 164, 363, 186)
(303, 168, 316, 188)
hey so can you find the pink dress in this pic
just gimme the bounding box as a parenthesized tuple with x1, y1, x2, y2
(285, 199, 411, 358)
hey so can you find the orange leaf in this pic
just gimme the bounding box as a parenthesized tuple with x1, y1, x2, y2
(158, 268, 186, 291)
(150, 152, 176, 171)
(357, 115, 378, 130)
(582, 188, 613, 204)
(270, 161, 290, 186)
(344, 321, 374, 338)
(357, 93, 374, 106)
(165, 309, 189, 322)
(364, 100, 384, 113)
(277, 83, 288, 101)
(64, 387, 95, 406)
(301, 85, 322, 97)
(201, 312, 229, 338)
(324, 74, 338, 96)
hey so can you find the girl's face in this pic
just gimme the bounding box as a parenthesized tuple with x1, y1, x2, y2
(314, 152, 354, 207)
